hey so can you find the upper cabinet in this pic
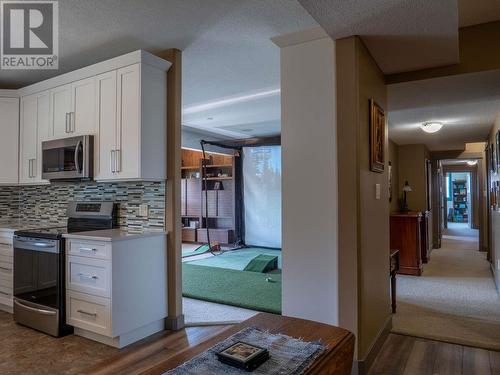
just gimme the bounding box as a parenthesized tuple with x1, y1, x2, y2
(13, 50, 171, 185)
(19, 91, 50, 185)
(51, 77, 96, 138)
(0, 97, 19, 185)
(95, 63, 166, 181)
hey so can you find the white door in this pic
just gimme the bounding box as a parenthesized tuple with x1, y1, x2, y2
(72, 77, 96, 135)
(0, 98, 19, 184)
(50, 84, 72, 138)
(20, 95, 38, 183)
(95, 71, 117, 180)
(116, 64, 140, 179)
(34, 92, 50, 183)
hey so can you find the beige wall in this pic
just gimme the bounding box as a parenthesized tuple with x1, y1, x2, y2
(487, 116, 500, 289)
(387, 21, 500, 84)
(398, 144, 430, 212)
(389, 140, 400, 213)
(337, 36, 391, 363)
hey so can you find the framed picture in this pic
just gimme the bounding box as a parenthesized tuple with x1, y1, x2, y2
(496, 131, 500, 170)
(388, 161, 393, 202)
(369, 98, 385, 173)
(491, 143, 496, 173)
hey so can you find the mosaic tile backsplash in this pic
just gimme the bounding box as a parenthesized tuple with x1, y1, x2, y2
(0, 181, 165, 232)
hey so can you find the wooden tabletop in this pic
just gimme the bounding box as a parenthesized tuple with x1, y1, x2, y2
(148, 313, 355, 375)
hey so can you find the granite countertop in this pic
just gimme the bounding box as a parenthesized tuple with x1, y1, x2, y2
(62, 228, 167, 242)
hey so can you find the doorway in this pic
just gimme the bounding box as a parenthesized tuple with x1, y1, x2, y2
(446, 172, 473, 229)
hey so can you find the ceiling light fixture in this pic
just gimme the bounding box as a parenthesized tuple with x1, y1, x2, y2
(467, 160, 478, 166)
(420, 121, 443, 133)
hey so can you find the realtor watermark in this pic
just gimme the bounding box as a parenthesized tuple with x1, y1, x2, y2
(0, 0, 58, 69)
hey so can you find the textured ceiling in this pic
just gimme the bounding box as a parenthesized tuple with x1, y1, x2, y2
(0, 0, 317, 138)
(459, 0, 500, 27)
(388, 70, 500, 151)
(298, 0, 459, 74)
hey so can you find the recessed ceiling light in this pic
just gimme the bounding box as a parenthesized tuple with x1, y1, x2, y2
(467, 160, 478, 166)
(207, 117, 213, 120)
(421, 122, 443, 133)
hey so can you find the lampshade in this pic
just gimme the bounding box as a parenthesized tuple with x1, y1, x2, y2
(403, 181, 412, 192)
(421, 122, 443, 133)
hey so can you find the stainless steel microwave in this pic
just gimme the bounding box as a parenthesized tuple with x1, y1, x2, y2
(42, 135, 94, 180)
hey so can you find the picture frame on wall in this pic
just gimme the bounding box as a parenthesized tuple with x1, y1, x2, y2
(496, 131, 500, 170)
(388, 161, 392, 202)
(369, 98, 385, 173)
(491, 143, 496, 173)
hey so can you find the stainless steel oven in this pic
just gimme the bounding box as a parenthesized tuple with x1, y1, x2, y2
(13, 236, 67, 336)
(42, 135, 94, 180)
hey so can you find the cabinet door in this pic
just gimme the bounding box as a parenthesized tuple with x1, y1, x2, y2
(50, 84, 72, 138)
(34, 92, 50, 183)
(19, 95, 38, 183)
(116, 64, 140, 179)
(0, 98, 19, 184)
(95, 71, 117, 180)
(72, 77, 96, 135)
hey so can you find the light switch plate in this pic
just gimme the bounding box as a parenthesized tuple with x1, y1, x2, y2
(375, 184, 381, 200)
(139, 203, 149, 217)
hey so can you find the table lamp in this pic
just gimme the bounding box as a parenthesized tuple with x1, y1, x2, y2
(401, 181, 412, 212)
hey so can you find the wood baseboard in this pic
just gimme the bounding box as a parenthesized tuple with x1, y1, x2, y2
(166, 314, 185, 330)
(355, 315, 392, 375)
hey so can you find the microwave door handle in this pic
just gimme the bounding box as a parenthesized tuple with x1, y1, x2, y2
(74, 140, 82, 173)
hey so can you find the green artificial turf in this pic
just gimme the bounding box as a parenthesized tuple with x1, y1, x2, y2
(187, 248, 282, 270)
(182, 263, 282, 314)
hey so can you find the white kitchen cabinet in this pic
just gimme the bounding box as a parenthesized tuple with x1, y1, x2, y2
(19, 92, 50, 184)
(71, 77, 96, 135)
(64, 231, 167, 348)
(0, 97, 19, 184)
(50, 78, 96, 138)
(50, 84, 72, 138)
(0, 232, 14, 313)
(95, 63, 166, 181)
(96, 70, 117, 180)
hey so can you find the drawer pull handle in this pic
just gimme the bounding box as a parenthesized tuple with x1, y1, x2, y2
(77, 273, 98, 280)
(77, 309, 97, 317)
(0, 266, 12, 271)
(0, 290, 10, 296)
(79, 247, 97, 253)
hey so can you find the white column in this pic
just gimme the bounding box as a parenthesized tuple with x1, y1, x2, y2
(272, 28, 338, 325)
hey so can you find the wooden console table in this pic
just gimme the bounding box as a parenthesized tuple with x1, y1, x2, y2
(156, 313, 355, 375)
(390, 212, 423, 276)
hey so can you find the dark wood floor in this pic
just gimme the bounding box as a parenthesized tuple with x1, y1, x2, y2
(0, 310, 231, 375)
(369, 333, 500, 375)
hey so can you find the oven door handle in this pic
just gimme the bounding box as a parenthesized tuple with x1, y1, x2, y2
(74, 140, 82, 174)
(14, 300, 57, 316)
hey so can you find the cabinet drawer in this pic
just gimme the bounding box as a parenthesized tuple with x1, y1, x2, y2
(0, 261, 13, 273)
(0, 284, 12, 298)
(0, 246, 13, 257)
(67, 256, 111, 297)
(0, 254, 13, 265)
(0, 267, 12, 282)
(69, 240, 110, 260)
(0, 238, 13, 246)
(67, 291, 111, 336)
(0, 277, 13, 293)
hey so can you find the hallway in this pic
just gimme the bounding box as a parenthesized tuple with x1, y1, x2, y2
(392, 226, 500, 350)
